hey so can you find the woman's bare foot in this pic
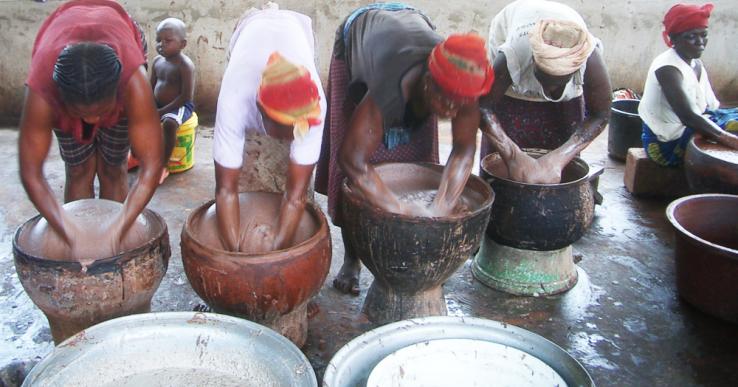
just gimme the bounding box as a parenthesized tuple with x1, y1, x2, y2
(332, 257, 361, 296)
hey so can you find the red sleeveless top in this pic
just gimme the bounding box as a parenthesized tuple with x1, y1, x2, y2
(26, 0, 145, 144)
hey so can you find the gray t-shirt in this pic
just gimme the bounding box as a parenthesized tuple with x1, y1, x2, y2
(340, 9, 442, 131)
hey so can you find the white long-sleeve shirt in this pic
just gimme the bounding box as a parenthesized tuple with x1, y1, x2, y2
(213, 9, 326, 168)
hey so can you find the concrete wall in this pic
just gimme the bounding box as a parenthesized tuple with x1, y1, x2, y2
(1, 0, 737, 125)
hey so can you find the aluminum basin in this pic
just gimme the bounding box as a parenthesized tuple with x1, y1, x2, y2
(323, 316, 592, 387)
(22, 312, 317, 386)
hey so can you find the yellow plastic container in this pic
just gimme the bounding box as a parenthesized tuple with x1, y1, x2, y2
(168, 112, 198, 173)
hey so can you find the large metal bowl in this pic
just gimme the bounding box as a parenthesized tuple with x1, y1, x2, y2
(666, 194, 738, 323)
(22, 312, 317, 387)
(480, 149, 601, 251)
(323, 316, 593, 387)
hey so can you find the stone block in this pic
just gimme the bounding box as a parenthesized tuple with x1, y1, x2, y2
(623, 148, 691, 198)
(238, 133, 315, 200)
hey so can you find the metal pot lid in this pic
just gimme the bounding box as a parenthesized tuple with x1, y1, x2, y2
(22, 312, 316, 387)
(367, 338, 568, 387)
(323, 316, 592, 387)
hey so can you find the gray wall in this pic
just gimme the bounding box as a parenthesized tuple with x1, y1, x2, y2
(1, 0, 736, 125)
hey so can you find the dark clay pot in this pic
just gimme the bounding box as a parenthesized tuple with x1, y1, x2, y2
(181, 192, 331, 347)
(480, 149, 603, 251)
(341, 162, 494, 325)
(13, 200, 170, 344)
(666, 194, 738, 323)
(608, 99, 643, 161)
(684, 137, 738, 194)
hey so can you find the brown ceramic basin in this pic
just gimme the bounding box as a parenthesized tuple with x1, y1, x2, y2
(341, 162, 494, 325)
(13, 199, 170, 344)
(666, 194, 738, 323)
(180, 192, 331, 347)
(685, 137, 738, 194)
(480, 149, 602, 251)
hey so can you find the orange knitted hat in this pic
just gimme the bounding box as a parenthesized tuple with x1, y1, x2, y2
(428, 33, 494, 99)
(258, 52, 321, 139)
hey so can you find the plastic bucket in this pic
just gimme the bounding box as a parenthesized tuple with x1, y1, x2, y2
(608, 99, 643, 160)
(167, 112, 198, 173)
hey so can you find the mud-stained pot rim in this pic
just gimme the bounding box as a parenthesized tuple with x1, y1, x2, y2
(481, 149, 595, 189)
(666, 193, 738, 257)
(12, 207, 168, 270)
(686, 136, 738, 167)
(341, 162, 495, 224)
(182, 192, 330, 260)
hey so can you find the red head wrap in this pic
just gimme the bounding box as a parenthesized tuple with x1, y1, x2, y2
(662, 3, 714, 47)
(258, 52, 322, 139)
(428, 33, 494, 99)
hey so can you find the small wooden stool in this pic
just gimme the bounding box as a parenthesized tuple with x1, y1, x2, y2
(624, 148, 691, 198)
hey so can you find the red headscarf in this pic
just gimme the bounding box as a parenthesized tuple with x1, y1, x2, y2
(428, 33, 494, 100)
(257, 52, 322, 139)
(662, 3, 714, 47)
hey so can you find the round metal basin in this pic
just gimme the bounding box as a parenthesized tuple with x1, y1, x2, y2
(480, 149, 601, 251)
(22, 312, 317, 386)
(181, 192, 331, 347)
(340, 162, 494, 325)
(666, 194, 738, 323)
(13, 199, 170, 344)
(368, 338, 567, 386)
(323, 316, 593, 387)
(684, 137, 738, 194)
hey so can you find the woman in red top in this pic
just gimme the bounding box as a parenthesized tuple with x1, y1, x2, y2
(18, 0, 163, 258)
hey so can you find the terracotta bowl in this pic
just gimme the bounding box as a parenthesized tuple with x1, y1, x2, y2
(684, 136, 738, 194)
(180, 192, 331, 347)
(666, 194, 738, 323)
(13, 199, 170, 344)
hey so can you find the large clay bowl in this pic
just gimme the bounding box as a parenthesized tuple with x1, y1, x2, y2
(13, 199, 170, 344)
(480, 149, 601, 251)
(684, 137, 738, 194)
(181, 192, 331, 347)
(341, 162, 494, 325)
(666, 194, 738, 323)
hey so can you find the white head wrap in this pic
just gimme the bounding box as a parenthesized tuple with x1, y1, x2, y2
(529, 19, 594, 76)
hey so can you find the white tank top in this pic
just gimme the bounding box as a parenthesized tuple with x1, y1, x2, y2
(638, 48, 719, 142)
(488, 0, 598, 102)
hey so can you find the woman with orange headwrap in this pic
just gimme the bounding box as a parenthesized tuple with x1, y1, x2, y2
(213, 4, 326, 252)
(638, 3, 738, 167)
(314, 3, 497, 295)
(480, 0, 612, 183)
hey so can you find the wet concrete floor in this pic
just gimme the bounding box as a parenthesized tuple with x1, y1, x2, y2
(1, 125, 736, 386)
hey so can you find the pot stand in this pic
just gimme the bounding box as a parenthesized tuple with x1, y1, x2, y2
(473, 236, 578, 296)
(362, 280, 445, 325)
(211, 302, 309, 347)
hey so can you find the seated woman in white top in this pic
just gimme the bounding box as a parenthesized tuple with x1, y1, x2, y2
(212, 5, 326, 252)
(639, 3, 738, 167)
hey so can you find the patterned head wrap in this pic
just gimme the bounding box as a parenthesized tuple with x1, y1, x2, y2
(662, 3, 713, 47)
(529, 19, 594, 77)
(257, 52, 321, 139)
(428, 33, 494, 99)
